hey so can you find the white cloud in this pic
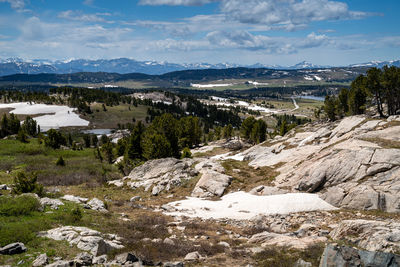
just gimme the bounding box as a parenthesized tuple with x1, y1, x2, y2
(298, 32, 330, 48)
(139, 0, 217, 6)
(83, 0, 94, 5)
(220, 0, 370, 28)
(58, 10, 112, 23)
(0, 0, 25, 9)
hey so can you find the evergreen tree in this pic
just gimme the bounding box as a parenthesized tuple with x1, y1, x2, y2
(349, 75, 367, 115)
(240, 117, 256, 140)
(223, 124, 233, 140)
(142, 131, 172, 160)
(101, 142, 114, 164)
(44, 129, 67, 149)
(366, 67, 384, 117)
(22, 116, 37, 136)
(324, 95, 337, 121)
(126, 121, 145, 160)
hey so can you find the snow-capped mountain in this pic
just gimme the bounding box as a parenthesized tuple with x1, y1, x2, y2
(349, 60, 400, 68)
(0, 57, 398, 77)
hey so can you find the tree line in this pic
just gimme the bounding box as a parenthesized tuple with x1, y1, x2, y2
(323, 66, 400, 120)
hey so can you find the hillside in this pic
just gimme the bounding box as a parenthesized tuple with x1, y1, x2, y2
(1, 114, 400, 266)
(0, 66, 368, 89)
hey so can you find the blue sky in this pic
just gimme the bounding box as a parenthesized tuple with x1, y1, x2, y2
(0, 0, 399, 66)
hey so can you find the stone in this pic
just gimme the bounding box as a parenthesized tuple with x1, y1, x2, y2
(40, 198, 64, 210)
(74, 252, 93, 266)
(39, 226, 124, 256)
(248, 231, 326, 250)
(218, 241, 230, 248)
(61, 195, 88, 204)
(114, 252, 139, 264)
(163, 262, 184, 267)
(86, 198, 107, 212)
(0, 184, 9, 190)
(191, 170, 232, 197)
(329, 220, 400, 253)
(32, 253, 49, 266)
(222, 139, 243, 150)
(319, 244, 400, 267)
(184, 251, 202, 261)
(125, 158, 197, 195)
(108, 179, 124, 187)
(92, 255, 107, 265)
(249, 185, 288, 196)
(45, 260, 74, 267)
(0, 242, 27, 255)
(163, 238, 175, 246)
(130, 196, 141, 202)
(294, 259, 312, 267)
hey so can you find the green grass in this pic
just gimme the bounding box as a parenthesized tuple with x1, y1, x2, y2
(0, 198, 112, 266)
(0, 195, 40, 216)
(252, 244, 325, 267)
(0, 139, 122, 186)
(82, 103, 148, 129)
(221, 159, 279, 192)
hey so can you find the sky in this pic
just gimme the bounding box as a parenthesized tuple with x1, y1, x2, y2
(0, 0, 399, 66)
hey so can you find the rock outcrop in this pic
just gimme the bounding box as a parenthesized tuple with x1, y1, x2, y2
(226, 115, 400, 213)
(319, 244, 400, 267)
(40, 198, 64, 210)
(38, 226, 124, 256)
(109, 158, 198, 195)
(329, 219, 400, 253)
(191, 159, 232, 198)
(0, 242, 27, 255)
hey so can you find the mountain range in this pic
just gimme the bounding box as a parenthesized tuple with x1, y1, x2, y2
(1, 57, 397, 77)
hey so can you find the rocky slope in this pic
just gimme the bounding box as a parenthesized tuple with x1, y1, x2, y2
(2, 114, 400, 266)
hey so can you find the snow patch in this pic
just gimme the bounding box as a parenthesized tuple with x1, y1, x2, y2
(0, 102, 89, 131)
(191, 83, 233, 88)
(164, 192, 337, 220)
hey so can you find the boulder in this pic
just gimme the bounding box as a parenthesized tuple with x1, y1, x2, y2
(40, 198, 64, 210)
(0, 242, 27, 255)
(74, 252, 93, 266)
(39, 226, 124, 256)
(164, 262, 184, 267)
(249, 185, 288, 196)
(130, 196, 141, 202)
(92, 255, 107, 265)
(45, 260, 74, 267)
(329, 220, 400, 253)
(85, 198, 107, 212)
(184, 251, 202, 261)
(319, 244, 400, 267)
(61, 195, 88, 204)
(222, 139, 243, 150)
(124, 158, 198, 195)
(114, 252, 139, 264)
(191, 170, 232, 197)
(294, 259, 312, 267)
(32, 253, 49, 266)
(248, 231, 326, 250)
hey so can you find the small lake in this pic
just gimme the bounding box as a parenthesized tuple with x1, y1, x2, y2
(295, 95, 325, 101)
(82, 129, 113, 135)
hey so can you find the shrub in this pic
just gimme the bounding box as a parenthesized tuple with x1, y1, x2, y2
(70, 207, 83, 222)
(0, 195, 40, 216)
(12, 172, 44, 197)
(44, 129, 67, 149)
(181, 147, 192, 159)
(17, 128, 29, 143)
(56, 156, 66, 166)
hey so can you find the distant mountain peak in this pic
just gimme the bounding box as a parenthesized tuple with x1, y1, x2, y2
(0, 57, 399, 77)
